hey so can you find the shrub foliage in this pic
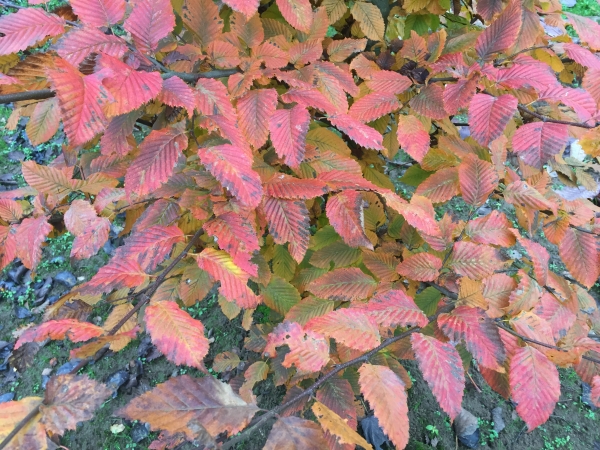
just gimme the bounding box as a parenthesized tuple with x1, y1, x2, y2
(1, 0, 600, 448)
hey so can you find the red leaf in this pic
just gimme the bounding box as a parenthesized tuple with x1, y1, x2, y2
(237, 89, 279, 149)
(0, 9, 65, 55)
(353, 289, 428, 328)
(15, 319, 104, 349)
(484, 55, 560, 92)
(195, 78, 236, 117)
(476, 0, 504, 22)
(263, 174, 329, 199)
(307, 268, 377, 301)
(262, 197, 310, 263)
(100, 112, 139, 156)
(264, 321, 330, 372)
(388, 195, 441, 237)
(450, 242, 503, 280)
(196, 248, 260, 308)
(591, 376, 600, 408)
(504, 180, 556, 214)
(158, 76, 196, 117)
(566, 13, 600, 51)
(204, 213, 259, 274)
(537, 86, 597, 122)
(14, 216, 52, 270)
(559, 228, 600, 288)
(475, 0, 522, 61)
(533, 292, 577, 342)
(47, 59, 109, 146)
(326, 190, 373, 249)
(118, 225, 185, 272)
(145, 301, 209, 371)
(458, 154, 499, 206)
(255, 42, 289, 69)
(563, 43, 600, 70)
(56, 27, 127, 66)
(305, 309, 381, 351)
(198, 144, 263, 209)
(84, 258, 149, 294)
(512, 122, 569, 169)
(317, 170, 381, 191)
(414, 167, 460, 203)
(438, 306, 506, 370)
(348, 92, 400, 123)
(125, 125, 187, 197)
(269, 105, 311, 168)
(64, 200, 110, 260)
(510, 346, 560, 430)
(329, 114, 384, 150)
(397, 252, 442, 282)
(222, 0, 259, 17)
(443, 76, 479, 115)
(465, 211, 516, 247)
(276, 0, 313, 32)
(517, 235, 550, 285)
(483, 273, 518, 318)
(396, 115, 430, 162)
(409, 84, 447, 120)
(99, 54, 163, 117)
(328, 38, 368, 63)
(124, 0, 174, 53)
(468, 94, 518, 147)
(281, 88, 338, 115)
(365, 70, 412, 95)
(70, 0, 124, 27)
(358, 364, 409, 449)
(411, 333, 465, 420)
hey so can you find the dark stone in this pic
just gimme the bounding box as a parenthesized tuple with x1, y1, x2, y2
(15, 306, 33, 319)
(455, 409, 480, 449)
(47, 295, 60, 305)
(360, 415, 390, 450)
(54, 271, 77, 288)
(41, 375, 50, 390)
(21, 270, 32, 286)
(131, 422, 150, 443)
(0, 341, 8, 351)
(106, 370, 129, 397)
(35, 277, 53, 300)
(8, 264, 28, 283)
(0, 280, 15, 291)
(102, 240, 115, 256)
(492, 407, 506, 433)
(7, 151, 25, 162)
(582, 382, 598, 411)
(0, 361, 7, 371)
(50, 256, 65, 265)
(0, 392, 15, 403)
(56, 359, 82, 375)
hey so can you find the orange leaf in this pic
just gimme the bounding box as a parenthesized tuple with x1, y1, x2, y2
(181, 0, 223, 48)
(450, 241, 503, 280)
(0, 397, 45, 449)
(26, 97, 61, 146)
(465, 210, 515, 247)
(263, 174, 329, 199)
(458, 154, 498, 207)
(276, 0, 313, 32)
(349, 92, 400, 123)
(83, 258, 149, 294)
(558, 228, 600, 288)
(145, 301, 209, 371)
(411, 333, 465, 420)
(326, 190, 373, 249)
(329, 114, 384, 150)
(14, 216, 52, 270)
(409, 84, 447, 120)
(397, 252, 443, 282)
(239, 361, 269, 403)
(15, 319, 104, 349)
(117, 224, 185, 272)
(40, 374, 111, 435)
(305, 309, 381, 351)
(438, 306, 506, 371)
(509, 346, 560, 430)
(64, 200, 111, 260)
(414, 167, 459, 203)
(118, 375, 260, 439)
(198, 144, 263, 209)
(352, 289, 428, 328)
(396, 115, 430, 162)
(358, 364, 409, 449)
(504, 180, 556, 215)
(264, 321, 330, 372)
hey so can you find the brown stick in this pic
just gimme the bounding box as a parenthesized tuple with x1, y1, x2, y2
(517, 105, 596, 129)
(0, 228, 204, 450)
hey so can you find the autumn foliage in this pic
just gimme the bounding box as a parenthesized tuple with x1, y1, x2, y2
(1, 0, 600, 448)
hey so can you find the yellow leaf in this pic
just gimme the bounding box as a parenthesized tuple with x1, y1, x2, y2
(312, 401, 373, 449)
(351, 1, 385, 41)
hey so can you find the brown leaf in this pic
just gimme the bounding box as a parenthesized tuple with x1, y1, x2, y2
(40, 374, 112, 435)
(0, 397, 45, 450)
(264, 416, 329, 450)
(118, 375, 259, 440)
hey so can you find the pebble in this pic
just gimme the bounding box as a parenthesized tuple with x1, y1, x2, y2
(454, 408, 480, 449)
(492, 407, 506, 433)
(41, 368, 52, 376)
(582, 382, 598, 411)
(360, 415, 390, 450)
(0, 392, 15, 403)
(54, 271, 77, 288)
(35, 277, 53, 300)
(8, 265, 28, 284)
(14, 306, 33, 320)
(130, 422, 150, 443)
(56, 359, 82, 375)
(106, 370, 129, 397)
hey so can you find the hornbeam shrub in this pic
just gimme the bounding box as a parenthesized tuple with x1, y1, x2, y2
(0, 0, 600, 448)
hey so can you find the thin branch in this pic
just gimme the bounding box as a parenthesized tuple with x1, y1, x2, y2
(222, 303, 455, 450)
(0, 89, 55, 105)
(0, 228, 204, 450)
(496, 322, 568, 352)
(495, 45, 551, 65)
(517, 105, 596, 129)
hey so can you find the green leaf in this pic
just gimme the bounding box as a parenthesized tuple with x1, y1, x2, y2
(262, 275, 301, 315)
(399, 164, 432, 187)
(414, 287, 441, 316)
